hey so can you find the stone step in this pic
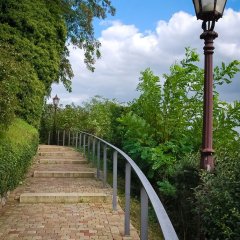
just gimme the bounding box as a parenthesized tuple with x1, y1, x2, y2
(33, 170, 95, 178)
(20, 192, 112, 203)
(38, 152, 82, 157)
(38, 156, 84, 161)
(38, 147, 74, 152)
(38, 145, 74, 150)
(39, 159, 88, 164)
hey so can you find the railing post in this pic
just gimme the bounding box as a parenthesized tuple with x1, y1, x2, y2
(141, 187, 149, 240)
(92, 138, 96, 166)
(75, 132, 78, 148)
(68, 131, 70, 146)
(79, 133, 82, 149)
(103, 144, 107, 187)
(83, 134, 86, 156)
(125, 162, 131, 236)
(57, 130, 59, 145)
(71, 132, 74, 146)
(63, 130, 65, 146)
(97, 140, 101, 179)
(48, 132, 51, 145)
(87, 136, 91, 160)
(113, 151, 118, 211)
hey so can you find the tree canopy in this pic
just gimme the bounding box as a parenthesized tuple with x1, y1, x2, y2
(0, 0, 115, 129)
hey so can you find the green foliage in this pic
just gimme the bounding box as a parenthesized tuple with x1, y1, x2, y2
(79, 96, 123, 142)
(117, 48, 240, 238)
(195, 143, 240, 239)
(157, 180, 176, 197)
(132, 68, 162, 134)
(0, 43, 18, 130)
(38, 48, 240, 239)
(0, 0, 66, 129)
(118, 112, 155, 176)
(0, 118, 39, 196)
(0, 0, 115, 131)
(0, 0, 68, 93)
(39, 103, 86, 143)
(214, 101, 240, 150)
(40, 96, 123, 144)
(62, 0, 115, 71)
(161, 48, 203, 145)
(0, 43, 45, 129)
(56, 104, 87, 131)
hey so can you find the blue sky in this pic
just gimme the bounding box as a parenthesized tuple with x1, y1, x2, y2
(94, 0, 240, 35)
(52, 1, 240, 105)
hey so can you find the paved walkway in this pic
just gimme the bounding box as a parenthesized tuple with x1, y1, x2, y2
(0, 145, 139, 240)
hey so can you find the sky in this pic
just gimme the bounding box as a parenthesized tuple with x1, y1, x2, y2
(51, 0, 240, 106)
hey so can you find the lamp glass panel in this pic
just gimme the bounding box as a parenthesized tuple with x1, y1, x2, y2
(193, 0, 200, 14)
(53, 96, 60, 106)
(201, 0, 214, 12)
(216, 0, 227, 14)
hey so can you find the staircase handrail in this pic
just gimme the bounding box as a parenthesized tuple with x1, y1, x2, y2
(80, 131, 178, 240)
(50, 129, 178, 240)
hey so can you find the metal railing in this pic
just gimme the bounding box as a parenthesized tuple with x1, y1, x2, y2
(50, 130, 178, 240)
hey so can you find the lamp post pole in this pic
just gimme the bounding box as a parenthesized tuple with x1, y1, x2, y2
(192, 0, 227, 172)
(200, 30, 218, 171)
(52, 95, 60, 145)
(53, 105, 57, 145)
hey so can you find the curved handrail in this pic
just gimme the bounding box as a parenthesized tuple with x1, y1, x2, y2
(80, 131, 178, 240)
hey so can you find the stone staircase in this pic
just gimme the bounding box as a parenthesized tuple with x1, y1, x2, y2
(19, 145, 112, 204)
(0, 145, 139, 239)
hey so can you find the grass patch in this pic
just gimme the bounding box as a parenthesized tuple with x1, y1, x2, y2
(0, 118, 39, 196)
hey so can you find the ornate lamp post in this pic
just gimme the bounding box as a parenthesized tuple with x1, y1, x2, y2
(52, 95, 60, 145)
(192, 0, 227, 171)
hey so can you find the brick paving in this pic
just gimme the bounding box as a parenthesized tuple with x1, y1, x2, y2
(0, 146, 139, 240)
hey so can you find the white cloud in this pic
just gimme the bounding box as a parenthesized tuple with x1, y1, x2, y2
(51, 9, 240, 105)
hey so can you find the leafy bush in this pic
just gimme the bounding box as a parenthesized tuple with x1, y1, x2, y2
(0, 118, 38, 196)
(40, 97, 124, 144)
(195, 142, 240, 239)
(0, 44, 20, 130)
(111, 49, 240, 238)
(0, 42, 45, 129)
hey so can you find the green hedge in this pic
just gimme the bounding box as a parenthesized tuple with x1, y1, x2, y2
(0, 118, 39, 196)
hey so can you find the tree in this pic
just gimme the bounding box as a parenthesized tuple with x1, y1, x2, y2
(39, 97, 123, 144)
(118, 48, 240, 238)
(83, 96, 123, 141)
(61, 0, 115, 71)
(0, 0, 115, 128)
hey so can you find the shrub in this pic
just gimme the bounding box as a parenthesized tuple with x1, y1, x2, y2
(0, 43, 20, 130)
(0, 43, 45, 129)
(0, 118, 39, 196)
(195, 144, 240, 239)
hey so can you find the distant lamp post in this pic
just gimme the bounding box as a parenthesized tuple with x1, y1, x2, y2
(192, 0, 227, 171)
(52, 95, 60, 145)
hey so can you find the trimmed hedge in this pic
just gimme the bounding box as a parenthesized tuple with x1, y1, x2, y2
(0, 118, 38, 196)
